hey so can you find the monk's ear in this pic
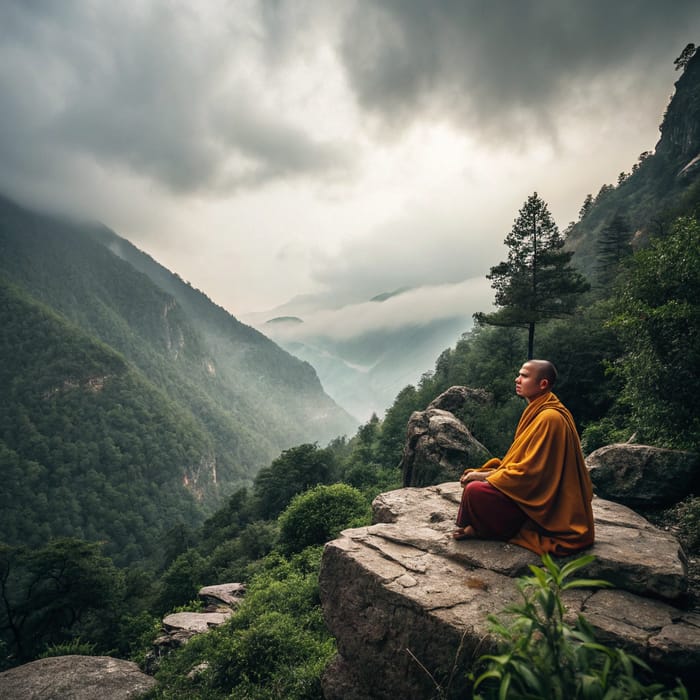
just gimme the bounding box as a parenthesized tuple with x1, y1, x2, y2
(539, 378, 550, 391)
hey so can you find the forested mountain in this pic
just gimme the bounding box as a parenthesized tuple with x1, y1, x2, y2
(0, 196, 356, 564)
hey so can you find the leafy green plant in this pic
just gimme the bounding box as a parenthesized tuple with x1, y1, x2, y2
(38, 637, 97, 658)
(472, 554, 688, 699)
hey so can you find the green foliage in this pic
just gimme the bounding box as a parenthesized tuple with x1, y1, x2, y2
(655, 496, 700, 553)
(607, 217, 700, 449)
(147, 547, 334, 700)
(472, 554, 687, 699)
(0, 539, 125, 663)
(0, 279, 213, 566)
(253, 443, 338, 520)
(596, 212, 633, 288)
(476, 192, 589, 358)
(536, 300, 623, 430)
(38, 637, 97, 658)
(115, 611, 162, 664)
(278, 484, 371, 554)
(155, 549, 208, 615)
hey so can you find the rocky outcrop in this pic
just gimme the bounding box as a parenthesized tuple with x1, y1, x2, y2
(146, 582, 245, 673)
(0, 655, 156, 699)
(199, 582, 246, 607)
(400, 387, 492, 487)
(656, 47, 700, 168)
(319, 483, 699, 699)
(158, 610, 233, 647)
(587, 443, 699, 507)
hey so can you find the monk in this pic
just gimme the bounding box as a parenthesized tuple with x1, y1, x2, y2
(453, 359, 594, 556)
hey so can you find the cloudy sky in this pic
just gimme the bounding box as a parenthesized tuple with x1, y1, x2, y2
(1, 1, 698, 325)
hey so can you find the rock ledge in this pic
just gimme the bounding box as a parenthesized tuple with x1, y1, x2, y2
(319, 483, 698, 699)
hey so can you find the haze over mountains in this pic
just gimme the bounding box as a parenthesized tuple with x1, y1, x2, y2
(245, 281, 492, 420)
(245, 44, 700, 421)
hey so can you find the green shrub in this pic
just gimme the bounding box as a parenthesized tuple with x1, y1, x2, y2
(208, 609, 334, 698)
(147, 547, 335, 699)
(471, 554, 688, 699)
(38, 637, 97, 658)
(278, 483, 371, 554)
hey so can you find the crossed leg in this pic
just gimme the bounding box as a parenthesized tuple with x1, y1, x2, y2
(454, 481, 526, 541)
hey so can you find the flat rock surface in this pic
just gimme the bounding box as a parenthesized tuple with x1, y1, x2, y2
(320, 483, 698, 699)
(0, 655, 156, 699)
(372, 482, 688, 599)
(162, 610, 232, 633)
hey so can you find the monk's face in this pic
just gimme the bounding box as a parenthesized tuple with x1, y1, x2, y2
(515, 362, 549, 402)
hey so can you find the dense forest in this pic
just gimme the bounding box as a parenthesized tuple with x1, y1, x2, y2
(1, 46, 699, 698)
(0, 195, 357, 565)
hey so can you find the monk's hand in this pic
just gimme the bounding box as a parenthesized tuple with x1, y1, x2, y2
(462, 469, 494, 485)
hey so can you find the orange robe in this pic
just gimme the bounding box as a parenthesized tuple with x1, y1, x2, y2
(469, 392, 594, 555)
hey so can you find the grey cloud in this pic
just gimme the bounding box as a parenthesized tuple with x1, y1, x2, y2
(310, 206, 502, 302)
(211, 101, 355, 188)
(337, 0, 700, 135)
(0, 1, 354, 200)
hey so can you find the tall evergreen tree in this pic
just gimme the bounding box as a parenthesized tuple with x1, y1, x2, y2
(475, 192, 589, 359)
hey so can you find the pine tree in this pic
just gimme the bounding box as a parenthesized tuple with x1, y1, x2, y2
(475, 192, 590, 359)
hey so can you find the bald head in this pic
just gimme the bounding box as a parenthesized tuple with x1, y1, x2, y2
(515, 360, 558, 402)
(528, 359, 558, 388)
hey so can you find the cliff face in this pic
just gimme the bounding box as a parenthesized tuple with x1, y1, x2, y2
(656, 48, 700, 167)
(319, 483, 698, 699)
(565, 48, 700, 275)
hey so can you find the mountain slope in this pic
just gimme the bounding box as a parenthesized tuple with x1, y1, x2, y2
(0, 195, 357, 562)
(0, 278, 209, 565)
(267, 314, 470, 420)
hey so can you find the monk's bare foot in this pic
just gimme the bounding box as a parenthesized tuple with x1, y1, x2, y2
(452, 526, 476, 540)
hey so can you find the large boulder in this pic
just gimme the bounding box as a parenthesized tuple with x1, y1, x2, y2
(0, 655, 156, 699)
(427, 385, 491, 414)
(319, 483, 698, 699)
(587, 444, 700, 507)
(400, 387, 492, 487)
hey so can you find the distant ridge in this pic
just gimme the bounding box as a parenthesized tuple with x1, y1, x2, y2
(370, 287, 412, 302)
(266, 316, 304, 324)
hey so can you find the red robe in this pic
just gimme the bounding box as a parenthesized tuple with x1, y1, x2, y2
(467, 392, 594, 555)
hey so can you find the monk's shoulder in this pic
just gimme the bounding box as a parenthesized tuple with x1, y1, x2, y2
(536, 407, 570, 429)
